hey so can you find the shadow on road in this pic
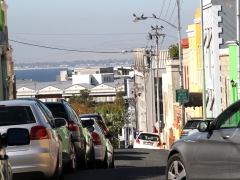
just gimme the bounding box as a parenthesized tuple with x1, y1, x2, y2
(65, 166, 166, 180)
(115, 155, 145, 161)
(114, 151, 149, 155)
(115, 166, 166, 180)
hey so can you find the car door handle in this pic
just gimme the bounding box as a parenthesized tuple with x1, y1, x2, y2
(222, 135, 230, 139)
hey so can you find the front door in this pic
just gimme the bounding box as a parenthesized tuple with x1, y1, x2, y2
(192, 129, 230, 179)
(192, 103, 240, 179)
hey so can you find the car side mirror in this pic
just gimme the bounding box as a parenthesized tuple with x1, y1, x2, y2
(106, 132, 115, 138)
(197, 121, 211, 132)
(81, 119, 94, 127)
(2, 128, 30, 147)
(87, 126, 94, 133)
(54, 118, 67, 128)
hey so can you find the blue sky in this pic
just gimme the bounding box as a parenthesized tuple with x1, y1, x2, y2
(6, 0, 199, 63)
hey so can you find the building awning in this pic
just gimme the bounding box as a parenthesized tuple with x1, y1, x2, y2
(184, 92, 203, 107)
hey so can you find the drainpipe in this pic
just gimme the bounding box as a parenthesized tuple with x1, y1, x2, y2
(237, 0, 240, 100)
(0, 1, 2, 100)
(201, 0, 207, 119)
(0, 1, 6, 100)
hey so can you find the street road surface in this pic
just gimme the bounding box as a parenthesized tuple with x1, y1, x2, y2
(65, 148, 169, 180)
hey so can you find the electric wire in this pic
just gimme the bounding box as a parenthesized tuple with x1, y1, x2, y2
(9, 39, 124, 53)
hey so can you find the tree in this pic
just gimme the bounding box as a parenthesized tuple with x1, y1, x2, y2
(69, 89, 95, 115)
(94, 91, 126, 135)
(71, 103, 94, 115)
(114, 91, 125, 107)
(68, 89, 95, 107)
(168, 44, 179, 59)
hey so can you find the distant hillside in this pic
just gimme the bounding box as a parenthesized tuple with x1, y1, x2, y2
(14, 59, 134, 69)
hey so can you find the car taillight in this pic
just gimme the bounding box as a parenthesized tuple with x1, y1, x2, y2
(136, 138, 140, 144)
(157, 141, 162, 147)
(30, 126, 52, 140)
(92, 132, 101, 145)
(181, 131, 187, 135)
(67, 121, 78, 131)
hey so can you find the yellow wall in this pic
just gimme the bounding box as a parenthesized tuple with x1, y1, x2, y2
(186, 8, 202, 118)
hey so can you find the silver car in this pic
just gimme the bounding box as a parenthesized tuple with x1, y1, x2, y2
(0, 100, 64, 180)
(81, 118, 114, 169)
(166, 100, 240, 179)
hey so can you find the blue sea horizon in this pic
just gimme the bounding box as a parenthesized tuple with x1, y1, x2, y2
(14, 68, 69, 82)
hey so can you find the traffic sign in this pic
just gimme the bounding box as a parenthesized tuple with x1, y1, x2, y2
(176, 89, 189, 103)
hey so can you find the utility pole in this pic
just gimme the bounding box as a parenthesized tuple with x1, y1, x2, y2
(148, 26, 165, 135)
(176, 0, 185, 126)
(144, 49, 156, 132)
(132, 0, 184, 126)
(149, 50, 155, 132)
(142, 65, 149, 132)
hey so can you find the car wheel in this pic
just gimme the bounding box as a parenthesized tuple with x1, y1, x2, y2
(78, 144, 88, 170)
(165, 153, 187, 180)
(88, 146, 96, 169)
(49, 154, 64, 180)
(65, 141, 77, 173)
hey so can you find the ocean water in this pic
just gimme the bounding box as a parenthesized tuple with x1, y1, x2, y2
(14, 68, 69, 82)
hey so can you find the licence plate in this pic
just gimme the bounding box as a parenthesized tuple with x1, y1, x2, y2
(144, 142, 153, 146)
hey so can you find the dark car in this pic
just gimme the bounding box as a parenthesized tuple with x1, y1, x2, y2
(44, 100, 95, 169)
(180, 118, 214, 139)
(18, 98, 77, 173)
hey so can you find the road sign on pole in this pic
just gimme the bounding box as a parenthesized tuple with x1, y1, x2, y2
(176, 89, 189, 103)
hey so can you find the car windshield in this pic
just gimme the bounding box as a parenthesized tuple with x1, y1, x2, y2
(138, 133, 159, 141)
(183, 121, 201, 129)
(0, 106, 36, 126)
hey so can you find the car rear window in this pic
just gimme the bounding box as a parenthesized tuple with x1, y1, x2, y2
(81, 115, 100, 120)
(45, 104, 65, 117)
(138, 133, 160, 141)
(0, 106, 36, 126)
(183, 121, 201, 129)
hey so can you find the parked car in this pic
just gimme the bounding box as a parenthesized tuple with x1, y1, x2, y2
(81, 118, 114, 169)
(133, 132, 161, 149)
(180, 118, 214, 139)
(18, 98, 76, 173)
(80, 113, 110, 135)
(44, 100, 95, 169)
(0, 128, 31, 180)
(0, 100, 64, 180)
(165, 100, 240, 179)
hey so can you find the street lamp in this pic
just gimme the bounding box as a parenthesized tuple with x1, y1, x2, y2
(133, 0, 185, 126)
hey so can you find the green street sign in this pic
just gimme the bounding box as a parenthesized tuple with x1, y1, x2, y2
(176, 89, 189, 103)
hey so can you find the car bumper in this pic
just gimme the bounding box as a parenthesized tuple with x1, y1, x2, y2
(8, 149, 57, 178)
(133, 143, 161, 149)
(94, 145, 104, 161)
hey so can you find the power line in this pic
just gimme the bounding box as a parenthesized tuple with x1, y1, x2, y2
(9, 32, 149, 36)
(9, 39, 123, 54)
